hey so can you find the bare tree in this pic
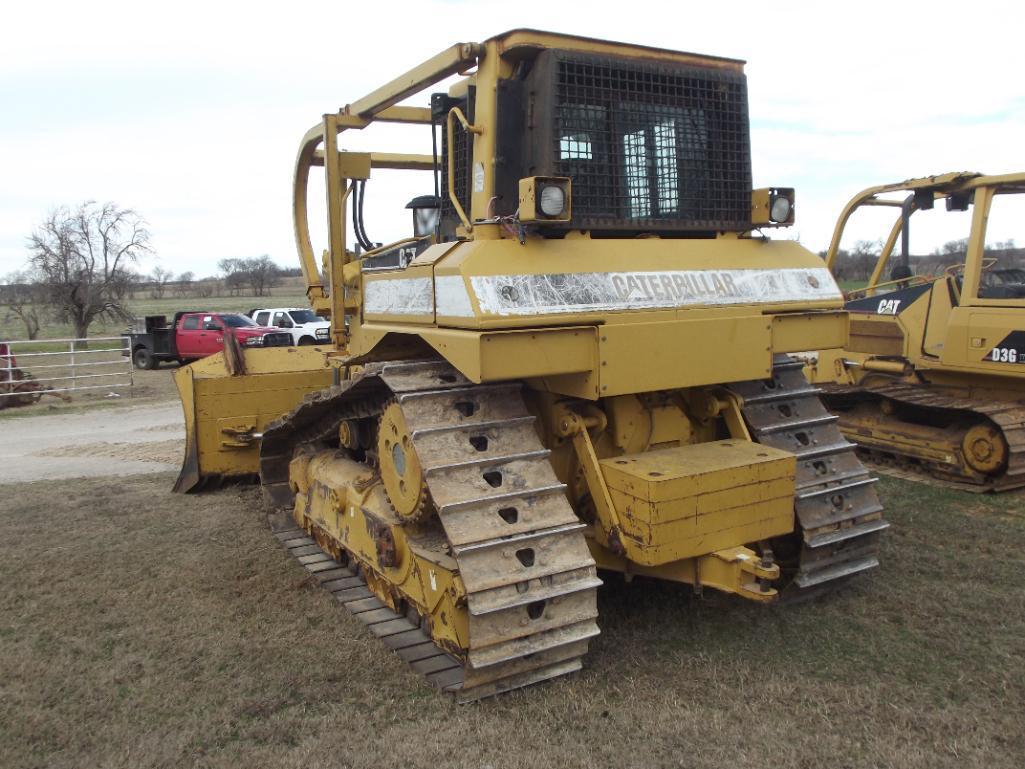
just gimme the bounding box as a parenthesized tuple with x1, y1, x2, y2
(27, 202, 151, 339)
(149, 266, 173, 299)
(245, 255, 280, 297)
(1, 270, 48, 340)
(218, 258, 247, 297)
(823, 239, 882, 283)
(110, 267, 142, 302)
(174, 271, 195, 298)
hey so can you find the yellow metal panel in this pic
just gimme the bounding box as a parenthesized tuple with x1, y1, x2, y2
(479, 328, 596, 381)
(415, 326, 597, 383)
(847, 317, 905, 357)
(597, 315, 772, 395)
(923, 280, 954, 356)
(771, 311, 847, 353)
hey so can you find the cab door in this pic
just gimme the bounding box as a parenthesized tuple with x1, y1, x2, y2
(175, 314, 204, 357)
(197, 315, 225, 355)
(940, 185, 1025, 372)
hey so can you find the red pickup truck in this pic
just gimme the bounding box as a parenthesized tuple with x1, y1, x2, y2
(126, 311, 292, 369)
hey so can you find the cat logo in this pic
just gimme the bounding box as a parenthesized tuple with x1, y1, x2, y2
(877, 299, 902, 315)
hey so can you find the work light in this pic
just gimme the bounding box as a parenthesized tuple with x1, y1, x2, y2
(406, 195, 441, 237)
(751, 187, 795, 227)
(519, 177, 572, 223)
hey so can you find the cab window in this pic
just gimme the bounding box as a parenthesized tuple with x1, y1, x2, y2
(977, 191, 1025, 300)
(255, 312, 270, 326)
(203, 315, 221, 331)
(221, 314, 256, 328)
(182, 316, 199, 331)
(273, 311, 292, 328)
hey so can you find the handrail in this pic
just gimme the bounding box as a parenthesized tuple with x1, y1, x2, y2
(292, 123, 327, 308)
(845, 274, 935, 300)
(446, 107, 483, 231)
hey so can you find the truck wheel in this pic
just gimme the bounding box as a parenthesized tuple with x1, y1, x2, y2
(298, 336, 316, 346)
(133, 347, 156, 370)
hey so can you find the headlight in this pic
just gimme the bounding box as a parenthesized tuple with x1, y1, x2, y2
(770, 196, 792, 223)
(751, 187, 795, 226)
(244, 336, 262, 346)
(539, 185, 566, 216)
(518, 176, 572, 223)
(316, 327, 329, 338)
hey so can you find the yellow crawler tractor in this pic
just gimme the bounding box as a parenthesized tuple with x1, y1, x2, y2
(174, 30, 887, 700)
(810, 173, 1025, 491)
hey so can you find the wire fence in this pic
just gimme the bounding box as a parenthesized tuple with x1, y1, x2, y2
(1, 336, 134, 404)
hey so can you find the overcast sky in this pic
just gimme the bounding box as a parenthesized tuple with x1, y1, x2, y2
(3, 0, 1024, 279)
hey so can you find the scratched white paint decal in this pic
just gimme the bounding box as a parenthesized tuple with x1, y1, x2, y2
(435, 275, 475, 317)
(470, 268, 840, 316)
(364, 277, 434, 316)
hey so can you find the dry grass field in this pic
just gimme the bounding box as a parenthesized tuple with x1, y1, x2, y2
(2, 467, 1024, 769)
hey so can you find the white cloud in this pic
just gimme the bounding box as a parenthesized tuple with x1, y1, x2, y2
(3, 0, 1024, 277)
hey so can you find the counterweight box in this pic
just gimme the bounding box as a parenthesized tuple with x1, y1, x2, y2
(600, 440, 796, 565)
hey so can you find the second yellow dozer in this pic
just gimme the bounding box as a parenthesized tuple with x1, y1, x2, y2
(175, 30, 887, 700)
(808, 172, 1025, 491)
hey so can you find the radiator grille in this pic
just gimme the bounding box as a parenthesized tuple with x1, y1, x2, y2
(261, 332, 293, 348)
(549, 54, 751, 231)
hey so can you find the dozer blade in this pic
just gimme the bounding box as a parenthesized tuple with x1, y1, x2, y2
(173, 346, 335, 492)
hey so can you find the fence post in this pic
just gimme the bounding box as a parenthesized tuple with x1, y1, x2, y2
(125, 336, 134, 396)
(3, 344, 11, 399)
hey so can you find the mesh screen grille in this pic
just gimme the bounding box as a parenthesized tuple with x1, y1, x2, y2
(439, 94, 473, 230)
(440, 125, 470, 222)
(550, 54, 751, 230)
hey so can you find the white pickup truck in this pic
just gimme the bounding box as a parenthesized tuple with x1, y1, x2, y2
(247, 307, 330, 346)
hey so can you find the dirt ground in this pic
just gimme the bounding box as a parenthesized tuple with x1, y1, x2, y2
(2, 447, 1024, 769)
(0, 400, 182, 482)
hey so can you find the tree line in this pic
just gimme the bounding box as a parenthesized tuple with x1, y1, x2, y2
(825, 238, 1022, 282)
(1, 202, 293, 340)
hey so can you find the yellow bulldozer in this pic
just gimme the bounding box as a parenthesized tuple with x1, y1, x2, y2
(808, 172, 1025, 491)
(174, 29, 887, 700)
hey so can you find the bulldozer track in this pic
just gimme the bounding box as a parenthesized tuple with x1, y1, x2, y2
(824, 383, 1025, 492)
(260, 360, 600, 702)
(728, 355, 888, 594)
(269, 524, 466, 690)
